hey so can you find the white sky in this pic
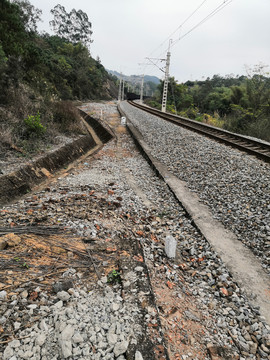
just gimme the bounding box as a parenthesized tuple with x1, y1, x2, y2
(30, 0, 270, 82)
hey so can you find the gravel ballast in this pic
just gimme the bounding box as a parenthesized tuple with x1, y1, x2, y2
(120, 101, 270, 273)
(1, 101, 270, 359)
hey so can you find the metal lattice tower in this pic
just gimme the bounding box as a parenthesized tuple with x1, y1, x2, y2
(122, 80, 125, 100)
(118, 74, 122, 102)
(140, 75, 144, 104)
(161, 41, 172, 112)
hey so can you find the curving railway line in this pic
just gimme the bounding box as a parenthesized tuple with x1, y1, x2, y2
(128, 100, 270, 163)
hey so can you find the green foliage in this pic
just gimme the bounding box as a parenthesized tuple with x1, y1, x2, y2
(27, 34, 113, 101)
(0, 45, 7, 66)
(50, 4, 93, 48)
(150, 67, 270, 142)
(179, 107, 199, 120)
(156, 77, 193, 113)
(0, 0, 27, 57)
(144, 99, 161, 110)
(203, 87, 232, 116)
(14, 257, 30, 269)
(0, 0, 117, 158)
(107, 269, 121, 284)
(0, 0, 115, 101)
(12, 0, 42, 33)
(24, 111, 46, 136)
(231, 85, 246, 106)
(223, 65, 270, 140)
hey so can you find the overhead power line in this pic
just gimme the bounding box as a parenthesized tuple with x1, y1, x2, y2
(145, 57, 166, 73)
(140, 0, 234, 76)
(171, 0, 233, 48)
(146, 0, 209, 61)
(137, 0, 234, 113)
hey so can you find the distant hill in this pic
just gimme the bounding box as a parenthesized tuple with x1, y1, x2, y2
(107, 70, 160, 96)
(108, 70, 160, 84)
(144, 75, 161, 84)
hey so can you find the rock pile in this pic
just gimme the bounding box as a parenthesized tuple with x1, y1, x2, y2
(2, 283, 143, 360)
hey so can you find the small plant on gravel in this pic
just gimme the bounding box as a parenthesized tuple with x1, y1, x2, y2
(22, 261, 29, 269)
(107, 269, 121, 284)
(24, 111, 46, 137)
(158, 211, 169, 218)
(13, 257, 29, 269)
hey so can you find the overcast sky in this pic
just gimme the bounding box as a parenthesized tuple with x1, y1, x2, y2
(30, 0, 270, 83)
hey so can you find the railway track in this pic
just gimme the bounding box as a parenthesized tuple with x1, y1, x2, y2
(128, 100, 270, 163)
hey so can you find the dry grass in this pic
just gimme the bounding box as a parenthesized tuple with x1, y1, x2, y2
(0, 233, 89, 290)
(0, 84, 86, 159)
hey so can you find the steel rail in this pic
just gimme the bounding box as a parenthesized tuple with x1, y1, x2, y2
(128, 101, 270, 163)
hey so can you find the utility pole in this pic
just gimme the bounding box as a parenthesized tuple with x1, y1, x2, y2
(161, 40, 172, 113)
(121, 79, 125, 100)
(140, 75, 144, 104)
(138, 61, 154, 104)
(118, 73, 122, 102)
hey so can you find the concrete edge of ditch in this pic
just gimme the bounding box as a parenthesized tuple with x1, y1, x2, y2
(0, 110, 114, 206)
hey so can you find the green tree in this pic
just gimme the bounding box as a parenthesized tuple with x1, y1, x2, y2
(50, 5, 93, 49)
(224, 65, 270, 140)
(155, 77, 193, 113)
(245, 64, 270, 112)
(12, 0, 42, 33)
(230, 85, 245, 105)
(0, 0, 27, 56)
(204, 87, 232, 116)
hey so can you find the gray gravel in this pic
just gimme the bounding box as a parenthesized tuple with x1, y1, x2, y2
(3, 285, 142, 360)
(120, 101, 270, 273)
(1, 101, 270, 359)
(0, 135, 79, 176)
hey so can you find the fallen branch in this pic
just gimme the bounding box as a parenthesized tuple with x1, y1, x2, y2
(0, 334, 31, 345)
(0, 269, 68, 291)
(83, 244, 101, 280)
(0, 226, 67, 236)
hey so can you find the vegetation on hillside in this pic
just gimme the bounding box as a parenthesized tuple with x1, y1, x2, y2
(0, 0, 117, 156)
(147, 65, 270, 142)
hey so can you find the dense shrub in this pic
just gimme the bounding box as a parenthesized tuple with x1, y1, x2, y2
(152, 70, 270, 142)
(24, 112, 46, 137)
